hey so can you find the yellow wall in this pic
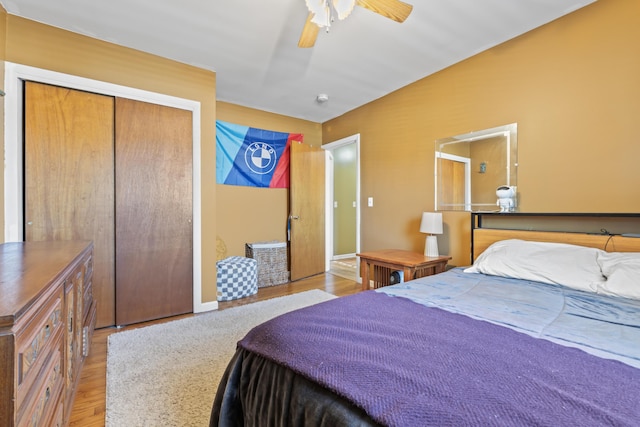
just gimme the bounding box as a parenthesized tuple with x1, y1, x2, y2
(470, 137, 509, 206)
(216, 101, 322, 257)
(2, 0, 639, 287)
(323, 0, 640, 266)
(333, 143, 357, 255)
(1, 15, 219, 302)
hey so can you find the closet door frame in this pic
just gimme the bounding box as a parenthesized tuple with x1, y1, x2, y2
(3, 62, 215, 314)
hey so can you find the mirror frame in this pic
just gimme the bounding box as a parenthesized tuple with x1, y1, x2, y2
(435, 123, 517, 212)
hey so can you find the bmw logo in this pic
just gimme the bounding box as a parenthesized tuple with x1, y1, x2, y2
(245, 142, 277, 175)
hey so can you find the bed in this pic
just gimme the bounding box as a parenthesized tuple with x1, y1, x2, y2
(209, 229, 640, 426)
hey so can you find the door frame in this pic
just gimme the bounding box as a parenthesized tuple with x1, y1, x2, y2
(435, 151, 471, 211)
(3, 62, 214, 313)
(322, 134, 361, 281)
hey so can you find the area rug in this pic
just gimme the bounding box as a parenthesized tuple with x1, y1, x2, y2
(106, 290, 336, 427)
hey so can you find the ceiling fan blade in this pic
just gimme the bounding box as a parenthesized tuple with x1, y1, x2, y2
(356, 0, 413, 23)
(298, 13, 320, 48)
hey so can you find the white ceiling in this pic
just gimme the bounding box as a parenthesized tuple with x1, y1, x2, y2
(2, 0, 596, 123)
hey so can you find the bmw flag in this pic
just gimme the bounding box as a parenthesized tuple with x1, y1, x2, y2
(216, 120, 303, 188)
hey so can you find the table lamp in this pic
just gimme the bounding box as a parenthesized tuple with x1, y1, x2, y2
(420, 212, 443, 257)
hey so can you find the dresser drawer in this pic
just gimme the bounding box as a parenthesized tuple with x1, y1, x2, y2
(82, 252, 94, 322)
(15, 284, 64, 403)
(16, 336, 64, 427)
(83, 252, 93, 284)
(83, 300, 98, 358)
(50, 399, 64, 427)
(68, 264, 85, 345)
(82, 279, 93, 322)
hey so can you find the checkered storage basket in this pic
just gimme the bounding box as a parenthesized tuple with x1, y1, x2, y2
(216, 256, 258, 301)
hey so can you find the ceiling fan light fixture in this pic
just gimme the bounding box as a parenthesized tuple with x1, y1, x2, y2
(299, 0, 413, 48)
(306, 0, 332, 28)
(332, 0, 357, 20)
(305, 0, 356, 28)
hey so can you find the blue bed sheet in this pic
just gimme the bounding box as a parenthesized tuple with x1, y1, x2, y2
(378, 268, 640, 368)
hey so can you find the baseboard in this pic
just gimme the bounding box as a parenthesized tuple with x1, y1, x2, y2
(195, 299, 219, 313)
(332, 253, 356, 261)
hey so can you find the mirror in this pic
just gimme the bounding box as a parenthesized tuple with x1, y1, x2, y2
(435, 123, 517, 211)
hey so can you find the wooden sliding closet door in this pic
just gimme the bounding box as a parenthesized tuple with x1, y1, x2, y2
(24, 81, 116, 328)
(114, 98, 193, 326)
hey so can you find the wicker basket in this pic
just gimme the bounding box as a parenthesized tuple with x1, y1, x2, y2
(245, 241, 289, 287)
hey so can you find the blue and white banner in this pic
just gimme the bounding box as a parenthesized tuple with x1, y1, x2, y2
(216, 120, 303, 188)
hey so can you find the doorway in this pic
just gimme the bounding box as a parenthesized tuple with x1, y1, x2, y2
(323, 134, 360, 283)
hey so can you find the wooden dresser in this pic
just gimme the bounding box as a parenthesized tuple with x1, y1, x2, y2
(0, 241, 97, 427)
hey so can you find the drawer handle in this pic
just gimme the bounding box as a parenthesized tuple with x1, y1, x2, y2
(82, 326, 91, 357)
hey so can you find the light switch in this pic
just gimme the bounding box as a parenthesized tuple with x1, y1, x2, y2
(334, 201, 338, 208)
(368, 197, 374, 207)
(352, 201, 356, 208)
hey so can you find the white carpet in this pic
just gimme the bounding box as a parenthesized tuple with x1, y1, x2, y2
(106, 290, 336, 427)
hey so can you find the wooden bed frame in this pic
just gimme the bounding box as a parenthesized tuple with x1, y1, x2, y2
(473, 228, 640, 262)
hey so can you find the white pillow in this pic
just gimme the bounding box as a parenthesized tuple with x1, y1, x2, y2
(464, 239, 606, 292)
(597, 252, 640, 300)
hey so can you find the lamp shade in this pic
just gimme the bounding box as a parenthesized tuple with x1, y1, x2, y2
(420, 212, 443, 234)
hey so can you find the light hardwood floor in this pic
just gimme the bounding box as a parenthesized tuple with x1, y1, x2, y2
(68, 272, 361, 426)
(329, 257, 358, 281)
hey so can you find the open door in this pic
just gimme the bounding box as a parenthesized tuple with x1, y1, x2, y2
(289, 140, 325, 281)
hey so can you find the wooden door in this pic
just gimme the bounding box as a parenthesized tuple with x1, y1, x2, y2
(289, 141, 325, 281)
(114, 98, 193, 326)
(440, 158, 466, 211)
(24, 81, 116, 328)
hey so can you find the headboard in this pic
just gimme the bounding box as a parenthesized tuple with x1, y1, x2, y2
(472, 228, 640, 262)
(470, 212, 640, 263)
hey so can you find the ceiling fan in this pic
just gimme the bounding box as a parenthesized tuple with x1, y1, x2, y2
(298, 0, 413, 48)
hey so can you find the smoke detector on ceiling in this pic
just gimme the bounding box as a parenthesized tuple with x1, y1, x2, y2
(316, 93, 329, 103)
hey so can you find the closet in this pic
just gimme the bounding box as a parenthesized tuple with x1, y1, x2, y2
(24, 81, 193, 327)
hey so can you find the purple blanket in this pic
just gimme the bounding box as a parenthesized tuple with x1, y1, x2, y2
(239, 291, 640, 426)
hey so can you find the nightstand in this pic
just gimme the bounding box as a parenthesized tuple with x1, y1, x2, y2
(357, 249, 451, 290)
